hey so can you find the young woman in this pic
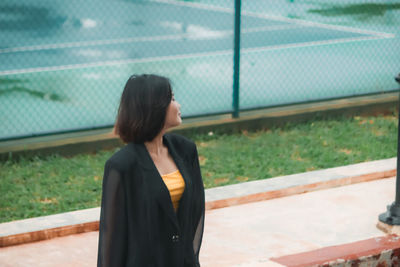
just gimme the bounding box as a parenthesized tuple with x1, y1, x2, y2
(97, 74, 205, 267)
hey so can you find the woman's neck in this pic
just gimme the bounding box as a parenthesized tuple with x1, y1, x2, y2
(144, 130, 166, 157)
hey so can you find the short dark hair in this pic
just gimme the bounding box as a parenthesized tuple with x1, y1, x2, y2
(115, 74, 172, 143)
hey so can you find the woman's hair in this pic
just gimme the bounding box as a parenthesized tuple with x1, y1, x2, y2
(115, 74, 172, 143)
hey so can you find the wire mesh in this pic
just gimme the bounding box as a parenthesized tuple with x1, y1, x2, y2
(0, 0, 399, 140)
(239, 0, 400, 110)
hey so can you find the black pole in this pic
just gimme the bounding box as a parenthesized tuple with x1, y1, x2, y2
(232, 0, 241, 118)
(379, 73, 400, 225)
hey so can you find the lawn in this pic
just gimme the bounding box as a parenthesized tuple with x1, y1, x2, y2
(0, 112, 397, 223)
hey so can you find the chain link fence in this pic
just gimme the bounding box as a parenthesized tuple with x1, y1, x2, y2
(0, 0, 399, 140)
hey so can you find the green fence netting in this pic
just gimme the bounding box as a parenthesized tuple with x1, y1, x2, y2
(0, 0, 399, 140)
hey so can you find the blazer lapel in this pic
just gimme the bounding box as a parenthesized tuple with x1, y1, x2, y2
(129, 142, 180, 230)
(163, 136, 193, 224)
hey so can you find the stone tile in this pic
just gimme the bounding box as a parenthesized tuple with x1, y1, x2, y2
(0, 232, 98, 267)
(200, 177, 396, 266)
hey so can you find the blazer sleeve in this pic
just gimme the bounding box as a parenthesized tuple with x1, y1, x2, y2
(97, 160, 127, 267)
(192, 145, 205, 267)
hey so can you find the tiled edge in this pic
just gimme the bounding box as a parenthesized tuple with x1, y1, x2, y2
(205, 169, 396, 210)
(0, 222, 99, 248)
(205, 158, 396, 202)
(0, 158, 396, 248)
(0, 207, 100, 247)
(269, 234, 400, 267)
(0, 207, 100, 236)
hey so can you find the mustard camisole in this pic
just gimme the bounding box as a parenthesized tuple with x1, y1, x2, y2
(161, 170, 185, 212)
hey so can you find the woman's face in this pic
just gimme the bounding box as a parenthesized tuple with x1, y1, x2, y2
(164, 94, 181, 130)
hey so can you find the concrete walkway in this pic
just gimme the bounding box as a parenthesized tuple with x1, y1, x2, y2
(0, 158, 397, 266)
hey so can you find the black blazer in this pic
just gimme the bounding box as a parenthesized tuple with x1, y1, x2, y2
(97, 133, 205, 267)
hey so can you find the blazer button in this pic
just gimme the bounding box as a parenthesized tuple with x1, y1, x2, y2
(172, 235, 179, 242)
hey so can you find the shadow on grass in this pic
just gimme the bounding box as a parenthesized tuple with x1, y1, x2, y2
(308, 3, 400, 21)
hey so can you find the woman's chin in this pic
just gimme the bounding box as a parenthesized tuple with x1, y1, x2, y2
(165, 121, 182, 130)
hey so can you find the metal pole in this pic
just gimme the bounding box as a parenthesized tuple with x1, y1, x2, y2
(232, 0, 241, 118)
(379, 73, 400, 225)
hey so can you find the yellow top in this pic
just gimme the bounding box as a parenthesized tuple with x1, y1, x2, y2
(161, 170, 185, 213)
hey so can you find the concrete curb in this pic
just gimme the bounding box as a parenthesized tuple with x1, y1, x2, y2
(0, 158, 396, 247)
(205, 158, 396, 209)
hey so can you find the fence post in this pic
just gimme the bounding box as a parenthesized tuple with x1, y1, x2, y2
(379, 73, 400, 225)
(232, 0, 241, 118)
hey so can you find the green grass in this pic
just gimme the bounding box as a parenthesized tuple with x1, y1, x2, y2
(0, 113, 397, 223)
(196, 114, 397, 187)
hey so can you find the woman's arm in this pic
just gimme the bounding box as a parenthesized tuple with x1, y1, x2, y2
(97, 161, 128, 267)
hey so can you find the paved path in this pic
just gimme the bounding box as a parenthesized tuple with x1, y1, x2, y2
(0, 176, 395, 266)
(202, 177, 394, 266)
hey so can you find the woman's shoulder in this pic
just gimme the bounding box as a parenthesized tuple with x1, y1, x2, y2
(105, 144, 139, 171)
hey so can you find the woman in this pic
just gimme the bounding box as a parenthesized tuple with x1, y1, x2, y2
(97, 74, 205, 267)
